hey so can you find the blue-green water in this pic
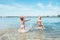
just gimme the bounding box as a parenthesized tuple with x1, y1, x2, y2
(0, 17, 60, 40)
(0, 17, 60, 30)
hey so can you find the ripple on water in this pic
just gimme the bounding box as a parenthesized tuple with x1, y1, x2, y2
(0, 28, 60, 40)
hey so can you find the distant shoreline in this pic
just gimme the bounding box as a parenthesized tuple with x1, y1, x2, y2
(0, 16, 60, 18)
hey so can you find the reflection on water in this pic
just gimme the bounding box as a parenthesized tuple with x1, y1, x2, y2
(18, 30, 43, 40)
(0, 29, 43, 40)
(0, 17, 60, 40)
(0, 27, 60, 40)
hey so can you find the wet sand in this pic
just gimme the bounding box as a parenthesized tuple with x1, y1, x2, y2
(0, 28, 60, 40)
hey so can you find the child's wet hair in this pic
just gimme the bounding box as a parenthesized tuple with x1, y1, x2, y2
(38, 16, 41, 19)
(20, 16, 24, 21)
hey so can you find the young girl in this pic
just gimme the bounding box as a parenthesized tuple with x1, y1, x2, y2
(38, 16, 43, 29)
(18, 16, 29, 32)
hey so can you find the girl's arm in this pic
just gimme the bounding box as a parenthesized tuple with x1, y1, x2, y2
(24, 20, 30, 22)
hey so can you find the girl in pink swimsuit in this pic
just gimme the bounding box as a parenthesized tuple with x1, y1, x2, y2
(38, 16, 43, 29)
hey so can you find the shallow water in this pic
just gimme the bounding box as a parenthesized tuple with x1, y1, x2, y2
(0, 17, 60, 40)
(0, 28, 60, 40)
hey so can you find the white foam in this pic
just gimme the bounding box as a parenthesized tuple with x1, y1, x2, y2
(18, 29, 27, 33)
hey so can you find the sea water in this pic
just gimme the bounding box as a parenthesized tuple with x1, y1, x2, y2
(0, 17, 60, 40)
(0, 17, 60, 30)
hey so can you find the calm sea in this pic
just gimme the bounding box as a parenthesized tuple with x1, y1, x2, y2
(0, 17, 60, 31)
(0, 17, 60, 40)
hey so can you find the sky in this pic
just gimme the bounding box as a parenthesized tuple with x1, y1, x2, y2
(0, 0, 60, 16)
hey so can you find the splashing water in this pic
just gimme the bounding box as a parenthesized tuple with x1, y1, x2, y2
(0, 17, 60, 40)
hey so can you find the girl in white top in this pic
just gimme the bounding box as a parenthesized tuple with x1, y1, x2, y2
(38, 16, 43, 29)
